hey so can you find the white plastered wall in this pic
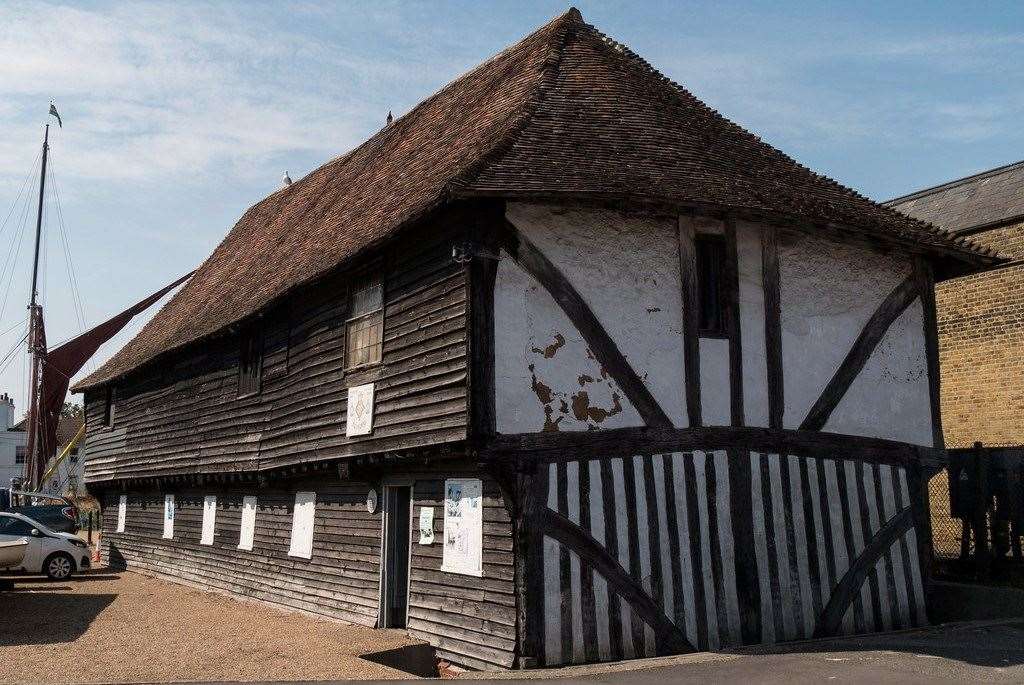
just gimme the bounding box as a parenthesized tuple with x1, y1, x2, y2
(496, 203, 686, 433)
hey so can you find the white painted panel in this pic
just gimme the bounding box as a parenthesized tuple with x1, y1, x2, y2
(288, 491, 316, 559)
(670, 453, 699, 646)
(899, 469, 927, 626)
(632, 456, 652, 595)
(238, 495, 257, 551)
(779, 232, 911, 430)
(116, 495, 126, 533)
(162, 494, 174, 539)
(587, 460, 611, 660)
(566, 461, 580, 524)
(862, 464, 892, 631)
(699, 338, 731, 426)
(879, 465, 911, 627)
(786, 455, 816, 638)
(507, 203, 687, 427)
(843, 461, 873, 630)
(823, 460, 854, 634)
(768, 455, 797, 640)
(806, 458, 832, 608)
(826, 300, 932, 446)
(652, 455, 675, 620)
(200, 495, 217, 546)
(570, 550, 585, 663)
(713, 450, 742, 644)
(543, 535, 561, 665)
(737, 220, 769, 427)
(749, 452, 775, 644)
(494, 255, 641, 433)
(693, 453, 720, 648)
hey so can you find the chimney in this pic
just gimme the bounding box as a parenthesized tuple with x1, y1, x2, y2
(0, 394, 14, 430)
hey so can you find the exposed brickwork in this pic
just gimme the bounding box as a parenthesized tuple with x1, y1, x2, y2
(936, 220, 1024, 447)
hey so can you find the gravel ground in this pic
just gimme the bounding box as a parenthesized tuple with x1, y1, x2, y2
(0, 568, 424, 683)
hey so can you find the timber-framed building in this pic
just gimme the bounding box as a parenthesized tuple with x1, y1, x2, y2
(77, 9, 998, 670)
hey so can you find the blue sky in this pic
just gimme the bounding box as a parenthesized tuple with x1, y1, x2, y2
(0, 0, 1022, 413)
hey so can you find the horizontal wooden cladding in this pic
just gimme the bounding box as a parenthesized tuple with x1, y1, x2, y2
(100, 465, 516, 672)
(102, 481, 383, 627)
(482, 426, 932, 467)
(406, 472, 516, 670)
(84, 227, 469, 482)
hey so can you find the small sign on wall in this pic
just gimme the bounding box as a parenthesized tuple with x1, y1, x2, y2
(346, 383, 375, 437)
(441, 478, 483, 577)
(162, 494, 175, 539)
(288, 491, 316, 559)
(419, 507, 435, 545)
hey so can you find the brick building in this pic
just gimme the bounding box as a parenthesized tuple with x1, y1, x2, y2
(888, 161, 1024, 448)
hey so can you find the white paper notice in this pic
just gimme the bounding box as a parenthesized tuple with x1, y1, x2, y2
(200, 495, 217, 545)
(288, 491, 316, 559)
(419, 506, 435, 545)
(162, 494, 175, 539)
(441, 478, 483, 576)
(116, 495, 127, 533)
(238, 496, 257, 551)
(346, 383, 375, 437)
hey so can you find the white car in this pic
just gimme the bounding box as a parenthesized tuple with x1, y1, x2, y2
(0, 511, 91, 579)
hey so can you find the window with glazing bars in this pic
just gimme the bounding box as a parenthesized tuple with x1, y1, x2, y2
(14, 445, 25, 464)
(238, 326, 263, 397)
(346, 276, 384, 368)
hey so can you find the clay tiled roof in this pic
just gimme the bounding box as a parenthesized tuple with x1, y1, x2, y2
(886, 160, 1024, 234)
(75, 8, 997, 390)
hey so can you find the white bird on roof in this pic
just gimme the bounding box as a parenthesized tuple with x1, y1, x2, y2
(282, 171, 292, 188)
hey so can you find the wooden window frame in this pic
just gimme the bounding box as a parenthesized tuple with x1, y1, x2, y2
(345, 274, 385, 370)
(695, 234, 729, 338)
(100, 386, 115, 428)
(238, 325, 264, 398)
(14, 445, 25, 464)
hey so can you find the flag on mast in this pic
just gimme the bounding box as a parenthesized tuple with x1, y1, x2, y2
(49, 102, 62, 128)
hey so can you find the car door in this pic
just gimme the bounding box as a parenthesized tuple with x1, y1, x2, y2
(0, 516, 43, 571)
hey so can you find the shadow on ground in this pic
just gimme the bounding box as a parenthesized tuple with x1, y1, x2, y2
(361, 643, 438, 677)
(0, 570, 119, 647)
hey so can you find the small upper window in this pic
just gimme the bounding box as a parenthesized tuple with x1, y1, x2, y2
(696, 235, 727, 337)
(14, 445, 25, 464)
(346, 276, 384, 369)
(101, 386, 115, 427)
(238, 326, 263, 397)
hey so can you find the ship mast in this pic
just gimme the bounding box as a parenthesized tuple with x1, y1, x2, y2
(25, 123, 49, 490)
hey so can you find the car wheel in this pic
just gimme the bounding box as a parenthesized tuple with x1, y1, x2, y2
(44, 552, 75, 580)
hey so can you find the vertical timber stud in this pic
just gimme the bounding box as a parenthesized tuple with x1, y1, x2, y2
(724, 214, 744, 428)
(724, 215, 759, 644)
(914, 257, 944, 450)
(467, 200, 502, 446)
(761, 225, 783, 430)
(677, 215, 702, 427)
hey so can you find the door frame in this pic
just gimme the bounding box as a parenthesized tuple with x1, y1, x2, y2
(377, 478, 415, 629)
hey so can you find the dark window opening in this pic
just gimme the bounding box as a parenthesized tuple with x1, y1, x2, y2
(696, 235, 728, 337)
(14, 445, 25, 464)
(101, 386, 115, 427)
(346, 276, 384, 369)
(238, 326, 263, 397)
(69, 448, 79, 464)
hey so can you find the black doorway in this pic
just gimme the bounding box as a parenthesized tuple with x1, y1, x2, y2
(382, 485, 411, 628)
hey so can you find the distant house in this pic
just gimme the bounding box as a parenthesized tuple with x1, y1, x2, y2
(11, 412, 85, 495)
(0, 394, 27, 488)
(76, 9, 996, 671)
(888, 161, 1024, 448)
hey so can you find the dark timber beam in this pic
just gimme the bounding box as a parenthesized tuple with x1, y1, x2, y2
(677, 215, 702, 427)
(800, 274, 920, 432)
(481, 426, 929, 467)
(813, 507, 914, 638)
(914, 257, 943, 450)
(502, 219, 673, 429)
(724, 215, 744, 427)
(540, 509, 695, 656)
(761, 225, 783, 430)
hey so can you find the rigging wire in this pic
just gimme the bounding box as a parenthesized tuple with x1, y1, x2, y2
(0, 169, 37, 325)
(49, 160, 88, 333)
(0, 148, 42, 246)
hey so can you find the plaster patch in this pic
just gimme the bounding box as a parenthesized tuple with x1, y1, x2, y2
(779, 232, 911, 429)
(737, 220, 769, 427)
(825, 299, 932, 446)
(495, 254, 642, 433)
(508, 202, 687, 427)
(700, 338, 731, 425)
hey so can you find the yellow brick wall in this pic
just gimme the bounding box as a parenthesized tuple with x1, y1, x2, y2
(936, 220, 1024, 447)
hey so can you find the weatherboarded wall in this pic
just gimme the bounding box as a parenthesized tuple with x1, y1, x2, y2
(100, 464, 515, 671)
(83, 228, 469, 482)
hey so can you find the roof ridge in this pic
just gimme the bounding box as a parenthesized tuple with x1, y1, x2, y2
(885, 159, 1024, 206)
(448, 9, 582, 194)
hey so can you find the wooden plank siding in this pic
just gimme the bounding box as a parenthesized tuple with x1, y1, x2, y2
(83, 227, 468, 482)
(99, 464, 516, 671)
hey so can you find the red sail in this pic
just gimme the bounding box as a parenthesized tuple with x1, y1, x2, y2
(37, 271, 194, 471)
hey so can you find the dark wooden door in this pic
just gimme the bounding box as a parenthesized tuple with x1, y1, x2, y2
(383, 486, 411, 628)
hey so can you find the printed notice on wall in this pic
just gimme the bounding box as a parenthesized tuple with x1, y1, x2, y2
(419, 507, 434, 545)
(288, 491, 316, 559)
(116, 495, 127, 533)
(162, 494, 175, 539)
(441, 478, 483, 576)
(346, 383, 375, 437)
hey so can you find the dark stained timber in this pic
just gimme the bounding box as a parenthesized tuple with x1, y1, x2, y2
(501, 219, 673, 429)
(799, 274, 920, 431)
(724, 216, 744, 427)
(761, 226, 783, 430)
(914, 257, 943, 450)
(677, 216, 702, 427)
